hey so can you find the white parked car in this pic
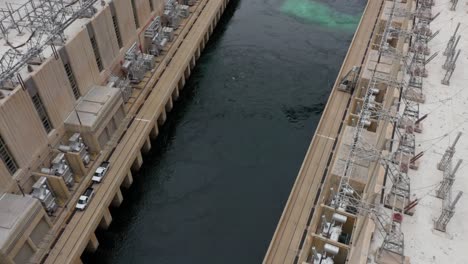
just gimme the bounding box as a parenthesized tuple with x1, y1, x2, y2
(92, 161, 110, 183)
(76, 187, 95, 211)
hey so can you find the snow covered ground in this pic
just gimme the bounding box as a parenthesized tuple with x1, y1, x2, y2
(402, 1, 468, 263)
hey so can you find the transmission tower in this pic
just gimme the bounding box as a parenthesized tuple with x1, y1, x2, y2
(449, 0, 459, 11)
(434, 191, 463, 232)
(443, 35, 460, 69)
(441, 49, 461, 86)
(437, 132, 462, 170)
(443, 23, 461, 56)
(329, 2, 411, 262)
(436, 159, 462, 199)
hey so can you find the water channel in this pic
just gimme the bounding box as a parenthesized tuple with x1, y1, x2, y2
(83, 0, 365, 262)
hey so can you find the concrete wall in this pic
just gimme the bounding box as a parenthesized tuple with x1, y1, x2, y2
(90, 6, 120, 69)
(64, 30, 101, 96)
(0, 89, 48, 168)
(0, 162, 15, 193)
(10, 206, 51, 264)
(113, 0, 138, 46)
(30, 56, 76, 128)
(151, 0, 165, 15)
(135, 0, 152, 30)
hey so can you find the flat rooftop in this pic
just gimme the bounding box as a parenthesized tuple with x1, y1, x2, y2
(0, 0, 110, 91)
(65, 85, 120, 130)
(0, 193, 40, 250)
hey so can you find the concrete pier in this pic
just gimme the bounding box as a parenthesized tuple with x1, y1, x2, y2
(150, 123, 159, 140)
(86, 233, 99, 253)
(131, 152, 144, 172)
(141, 137, 152, 154)
(122, 172, 134, 189)
(111, 189, 124, 208)
(99, 208, 112, 230)
(157, 110, 167, 125)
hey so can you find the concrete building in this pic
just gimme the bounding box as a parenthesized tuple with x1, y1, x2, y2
(0, 0, 229, 262)
(64, 86, 125, 153)
(0, 0, 160, 194)
(0, 194, 52, 264)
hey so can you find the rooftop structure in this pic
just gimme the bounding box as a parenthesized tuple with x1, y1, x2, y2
(0, 0, 102, 91)
(65, 85, 125, 152)
(65, 86, 121, 130)
(0, 193, 51, 264)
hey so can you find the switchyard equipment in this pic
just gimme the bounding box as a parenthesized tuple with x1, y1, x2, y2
(436, 159, 462, 199)
(450, 0, 459, 11)
(163, 0, 182, 29)
(441, 49, 460, 85)
(179, 5, 190, 18)
(437, 132, 462, 171)
(329, 1, 423, 262)
(443, 23, 460, 56)
(145, 17, 169, 56)
(58, 133, 91, 165)
(434, 191, 463, 232)
(122, 43, 156, 83)
(0, 0, 98, 89)
(311, 244, 339, 264)
(320, 213, 350, 244)
(266, 0, 468, 263)
(40, 153, 74, 189)
(441, 23, 462, 85)
(443, 36, 460, 69)
(163, 27, 175, 42)
(338, 66, 360, 93)
(31, 177, 58, 215)
(107, 75, 132, 103)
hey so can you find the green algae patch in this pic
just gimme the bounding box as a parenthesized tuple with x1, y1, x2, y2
(281, 0, 361, 31)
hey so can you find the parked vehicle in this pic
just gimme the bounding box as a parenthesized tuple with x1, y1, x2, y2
(92, 161, 110, 183)
(76, 187, 95, 211)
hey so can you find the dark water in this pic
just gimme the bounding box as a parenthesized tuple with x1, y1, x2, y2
(83, 0, 365, 263)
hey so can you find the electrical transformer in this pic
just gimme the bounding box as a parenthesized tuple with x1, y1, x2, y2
(40, 153, 74, 189)
(108, 75, 132, 103)
(32, 177, 58, 215)
(58, 133, 91, 165)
